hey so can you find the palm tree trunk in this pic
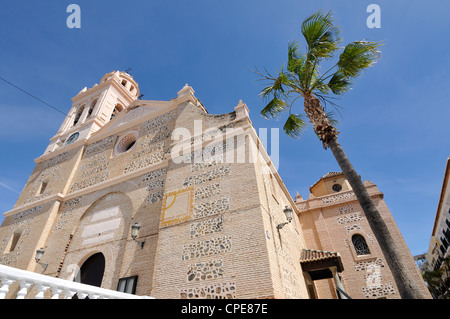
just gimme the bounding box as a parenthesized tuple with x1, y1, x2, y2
(304, 95, 426, 298)
(327, 137, 426, 299)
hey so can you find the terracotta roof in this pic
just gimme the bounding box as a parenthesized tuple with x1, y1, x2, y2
(300, 249, 344, 272)
(309, 172, 345, 191)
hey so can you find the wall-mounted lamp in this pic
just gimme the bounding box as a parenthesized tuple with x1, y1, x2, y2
(35, 248, 48, 272)
(276, 206, 293, 230)
(131, 223, 145, 249)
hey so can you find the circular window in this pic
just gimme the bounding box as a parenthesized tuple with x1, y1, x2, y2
(332, 184, 342, 192)
(66, 132, 79, 145)
(114, 131, 138, 156)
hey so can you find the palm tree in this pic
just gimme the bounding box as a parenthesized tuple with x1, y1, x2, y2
(422, 269, 442, 298)
(256, 10, 426, 299)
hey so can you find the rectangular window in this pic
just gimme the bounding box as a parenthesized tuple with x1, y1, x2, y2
(5, 230, 22, 253)
(40, 181, 48, 194)
(117, 276, 138, 295)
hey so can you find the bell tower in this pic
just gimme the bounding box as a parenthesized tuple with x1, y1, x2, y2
(43, 71, 140, 155)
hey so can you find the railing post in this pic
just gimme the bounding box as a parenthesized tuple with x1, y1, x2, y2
(0, 277, 15, 299)
(35, 283, 51, 299)
(17, 280, 32, 299)
(51, 287, 63, 299)
(77, 291, 89, 299)
(64, 289, 77, 299)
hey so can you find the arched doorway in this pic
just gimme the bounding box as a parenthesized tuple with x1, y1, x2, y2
(79, 252, 105, 287)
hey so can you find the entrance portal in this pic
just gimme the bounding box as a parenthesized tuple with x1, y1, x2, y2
(79, 252, 105, 288)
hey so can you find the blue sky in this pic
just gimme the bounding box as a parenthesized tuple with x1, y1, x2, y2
(0, 0, 449, 257)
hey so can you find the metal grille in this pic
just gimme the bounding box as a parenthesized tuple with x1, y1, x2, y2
(352, 234, 371, 255)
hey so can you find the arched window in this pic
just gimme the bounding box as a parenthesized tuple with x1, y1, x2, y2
(73, 105, 85, 126)
(87, 99, 97, 118)
(352, 234, 371, 256)
(110, 104, 123, 120)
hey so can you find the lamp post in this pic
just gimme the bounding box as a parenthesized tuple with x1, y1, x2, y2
(276, 206, 293, 230)
(35, 248, 48, 272)
(131, 223, 145, 249)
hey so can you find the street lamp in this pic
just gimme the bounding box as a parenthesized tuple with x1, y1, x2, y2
(131, 223, 145, 249)
(35, 248, 48, 271)
(276, 206, 293, 230)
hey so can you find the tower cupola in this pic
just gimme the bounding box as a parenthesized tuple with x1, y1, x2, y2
(43, 71, 140, 155)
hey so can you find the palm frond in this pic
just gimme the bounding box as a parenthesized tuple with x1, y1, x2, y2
(337, 41, 382, 78)
(301, 10, 341, 61)
(260, 97, 287, 119)
(258, 68, 290, 100)
(327, 70, 352, 95)
(283, 113, 307, 138)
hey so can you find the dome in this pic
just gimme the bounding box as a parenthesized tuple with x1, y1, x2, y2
(100, 70, 140, 98)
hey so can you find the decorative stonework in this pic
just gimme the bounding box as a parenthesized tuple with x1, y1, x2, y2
(194, 184, 221, 201)
(321, 191, 356, 204)
(191, 155, 223, 172)
(338, 204, 355, 214)
(337, 213, 363, 224)
(123, 151, 165, 174)
(183, 165, 231, 187)
(140, 168, 167, 205)
(13, 205, 42, 223)
(362, 283, 395, 298)
(142, 168, 167, 182)
(344, 224, 361, 233)
(122, 111, 174, 175)
(133, 141, 165, 161)
(24, 166, 61, 204)
(85, 136, 115, 156)
(190, 125, 233, 146)
(190, 216, 223, 238)
(53, 197, 82, 232)
(186, 259, 224, 282)
(180, 282, 235, 299)
(180, 138, 233, 164)
(194, 197, 230, 219)
(70, 171, 110, 192)
(354, 258, 385, 272)
(41, 151, 69, 169)
(145, 178, 165, 192)
(79, 153, 109, 178)
(70, 144, 111, 192)
(146, 190, 164, 205)
(0, 206, 41, 265)
(181, 236, 231, 261)
(141, 110, 176, 134)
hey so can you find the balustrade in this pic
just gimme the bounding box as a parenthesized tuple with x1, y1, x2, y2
(0, 264, 153, 299)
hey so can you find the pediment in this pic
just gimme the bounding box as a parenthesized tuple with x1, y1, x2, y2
(91, 100, 174, 140)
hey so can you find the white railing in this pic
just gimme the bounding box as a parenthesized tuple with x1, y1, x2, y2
(0, 264, 153, 299)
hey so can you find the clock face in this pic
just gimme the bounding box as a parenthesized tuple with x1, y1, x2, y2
(332, 184, 342, 192)
(66, 132, 79, 145)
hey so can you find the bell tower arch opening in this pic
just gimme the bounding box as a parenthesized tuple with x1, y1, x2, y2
(44, 70, 140, 155)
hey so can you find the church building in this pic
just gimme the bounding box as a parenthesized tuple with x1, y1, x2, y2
(0, 71, 429, 299)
